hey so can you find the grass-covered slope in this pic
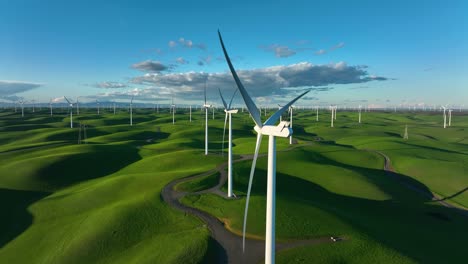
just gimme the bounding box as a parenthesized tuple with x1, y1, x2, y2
(0, 108, 467, 264)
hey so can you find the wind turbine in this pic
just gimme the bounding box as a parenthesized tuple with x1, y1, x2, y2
(189, 105, 192, 122)
(330, 105, 336, 127)
(316, 106, 319, 121)
(31, 100, 35, 113)
(219, 88, 238, 198)
(130, 95, 134, 126)
(219, 30, 310, 264)
(19, 100, 25, 117)
(448, 109, 452, 126)
(64, 96, 74, 128)
(288, 105, 295, 144)
(403, 124, 408, 140)
(441, 106, 447, 128)
(171, 94, 176, 124)
(358, 105, 362, 123)
(96, 100, 100, 115)
(49, 98, 53, 116)
(113, 101, 116, 114)
(203, 82, 211, 155)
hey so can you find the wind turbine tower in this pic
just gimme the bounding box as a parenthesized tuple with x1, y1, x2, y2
(219, 88, 238, 198)
(171, 95, 176, 124)
(49, 99, 53, 116)
(64, 96, 74, 128)
(189, 105, 192, 122)
(403, 124, 408, 140)
(203, 82, 211, 155)
(20, 101, 25, 117)
(442, 106, 447, 128)
(448, 109, 452, 126)
(316, 106, 319, 121)
(358, 105, 362, 124)
(130, 95, 134, 126)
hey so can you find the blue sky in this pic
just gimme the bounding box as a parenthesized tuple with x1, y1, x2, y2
(0, 0, 467, 107)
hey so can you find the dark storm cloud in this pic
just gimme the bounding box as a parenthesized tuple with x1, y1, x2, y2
(0, 80, 42, 98)
(131, 60, 171, 73)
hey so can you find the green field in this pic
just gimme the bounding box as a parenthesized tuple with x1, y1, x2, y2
(0, 107, 467, 263)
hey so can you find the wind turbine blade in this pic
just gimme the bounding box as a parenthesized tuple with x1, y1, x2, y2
(222, 112, 228, 155)
(131, 95, 134, 104)
(218, 88, 228, 109)
(63, 96, 71, 104)
(218, 30, 262, 128)
(242, 133, 263, 252)
(264, 89, 310, 126)
(228, 89, 239, 109)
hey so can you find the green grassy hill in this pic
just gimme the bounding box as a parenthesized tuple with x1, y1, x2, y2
(0, 108, 467, 263)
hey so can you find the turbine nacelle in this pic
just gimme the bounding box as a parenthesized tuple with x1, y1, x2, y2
(254, 121, 292, 138)
(224, 109, 238, 114)
(203, 104, 212, 108)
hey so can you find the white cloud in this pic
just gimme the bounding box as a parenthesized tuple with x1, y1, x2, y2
(92, 82, 128, 89)
(176, 57, 189, 64)
(168, 41, 177, 48)
(130, 61, 389, 101)
(261, 44, 297, 58)
(315, 49, 327, 55)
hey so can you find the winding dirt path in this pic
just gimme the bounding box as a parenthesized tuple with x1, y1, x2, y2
(372, 150, 468, 217)
(161, 142, 334, 264)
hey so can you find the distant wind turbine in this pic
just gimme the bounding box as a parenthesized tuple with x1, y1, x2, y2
(219, 30, 310, 264)
(441, 106, 447, 128)
(49, 99, 53, 116)
(316, 106, 319, 121)
(130, 95, 135, 126)
(171, 94, 176, 124)
(96, 100, 100, 115)
(203, 82, 211, 155)
(448, 109, 452, 127)
(358, 105, 362, 123)
(189, 105, 192, 122)
(219, 88, 238, 198)
(403, 124, 408, 140)
(64, 96, 74, 128)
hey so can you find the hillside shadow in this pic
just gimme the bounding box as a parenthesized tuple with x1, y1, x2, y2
(35, 144, 141, 190)
(0, 188, 50, 247)
(233, 158, 468, 263)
